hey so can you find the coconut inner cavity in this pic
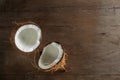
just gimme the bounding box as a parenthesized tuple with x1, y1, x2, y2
(41, 45, 59, 66)
(18, 28, 38, 46)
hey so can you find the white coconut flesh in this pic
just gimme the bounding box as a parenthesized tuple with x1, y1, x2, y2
(38, 42, 63, 69)
(15, 24, 41, 52)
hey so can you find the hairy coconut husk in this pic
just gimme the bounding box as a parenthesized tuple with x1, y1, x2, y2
(32, 51, 67, 73)
(10, 21, 42, 55)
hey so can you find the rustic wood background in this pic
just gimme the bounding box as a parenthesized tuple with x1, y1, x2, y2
(1, 0, 120, 80)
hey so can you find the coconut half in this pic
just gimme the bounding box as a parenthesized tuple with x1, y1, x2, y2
(11, 22, 42, 53)
(34, 42, 67, 72)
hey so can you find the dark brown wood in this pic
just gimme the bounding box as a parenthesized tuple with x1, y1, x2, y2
(1, 0, 120, 80)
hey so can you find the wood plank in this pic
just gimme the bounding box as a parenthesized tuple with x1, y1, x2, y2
(1, 0, 120, 80)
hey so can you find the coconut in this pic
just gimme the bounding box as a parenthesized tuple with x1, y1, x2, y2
(33, 42, 67, 72)
(10, 22, 42, 53)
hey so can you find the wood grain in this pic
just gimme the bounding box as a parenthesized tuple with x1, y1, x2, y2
(1, 0, 120, 80)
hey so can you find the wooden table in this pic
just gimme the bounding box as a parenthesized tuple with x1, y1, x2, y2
(1, 0, 120, 80)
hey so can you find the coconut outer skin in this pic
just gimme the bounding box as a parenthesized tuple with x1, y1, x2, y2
(10, 21, 42, 54)
(33, 42, 68, 73)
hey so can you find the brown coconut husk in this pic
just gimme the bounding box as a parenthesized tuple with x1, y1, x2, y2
(10, 21, 42, 55)
(32, 47, 68, 73)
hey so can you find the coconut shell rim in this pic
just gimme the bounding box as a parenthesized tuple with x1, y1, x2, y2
(10, 21, 42, 55)
(32, 42, 68, 73)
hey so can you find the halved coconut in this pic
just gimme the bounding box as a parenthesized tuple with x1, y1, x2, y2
(33, 42, 67, 72)
(11, 22, 42, 53)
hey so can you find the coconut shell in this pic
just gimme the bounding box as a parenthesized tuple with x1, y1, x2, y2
(32, 43, 68, 73)
(10, 21, 42, 55)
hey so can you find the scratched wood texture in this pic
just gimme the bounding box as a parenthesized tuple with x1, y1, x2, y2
(1, 0, 120, 80)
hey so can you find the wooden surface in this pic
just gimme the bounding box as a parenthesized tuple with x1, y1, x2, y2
(1, 0, 120, 80)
